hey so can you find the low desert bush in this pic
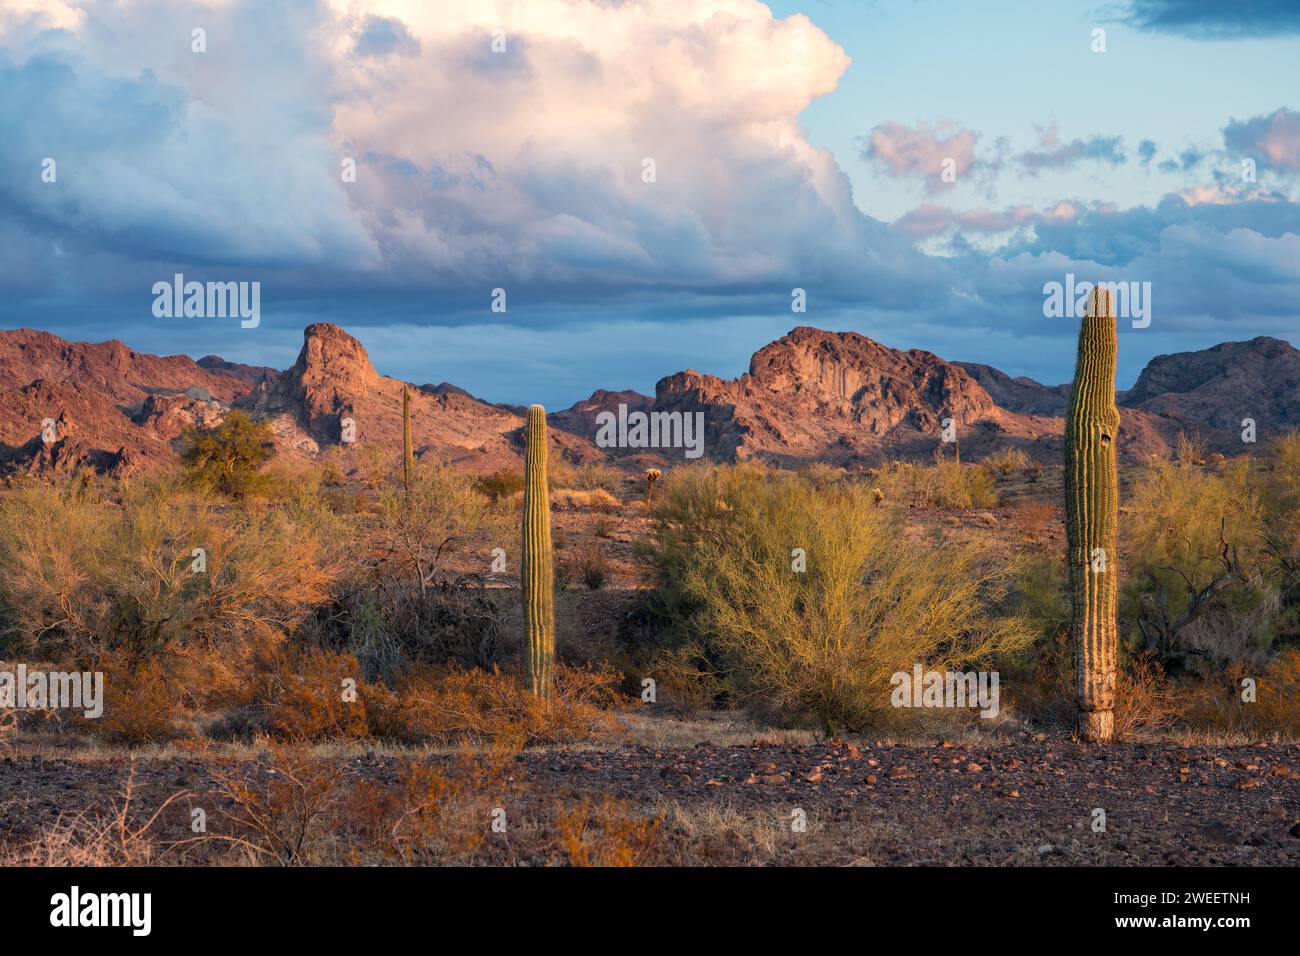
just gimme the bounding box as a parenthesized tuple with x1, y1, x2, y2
(372, 663, 624, 747)
(563, 540, 608, 590)
(872, 459, 999, 509)
(986, 446, 1030, 477)
(474, 468, 523, 501)
(0, 479, 342, 661)
(205, 744, 352, 865)
(552, 488, 620, 511)
(1014, 499, 1058, 539)
(549, 460, 624, 494)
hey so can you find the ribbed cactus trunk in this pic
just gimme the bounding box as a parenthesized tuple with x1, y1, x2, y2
(522, 405, 555, 700)
(1065, 287, 1120, 742)
(402, 387, 413, 494)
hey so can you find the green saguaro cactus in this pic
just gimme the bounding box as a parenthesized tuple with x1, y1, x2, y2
(402, 387, 413, 494)
(522, 405, 555, 700)
(1065, 286, 1120, 742)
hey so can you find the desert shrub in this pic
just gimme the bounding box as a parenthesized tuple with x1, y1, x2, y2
(205, 744, 350, 865)
(1261, 430, 1300, 640)
(369, 663, 623, 746)
(355, 444, 393, 490)
(872, 459, 999, 509)
(798, 462, 848, 489)
(563, 540, 608, 590)
(986, 447, 1030, 477)
(1251, 648, 1300, 734)
(0, 480, 340, 660)
(550, 460, 623, 494)
(640, 465, 1032, 733)
(241, 643, 370, 741)
(1121, 453, 1279, 673)
(386, 743, 523, 864)
(372, 460, 500, 593)
(474, 468, 523, 501)
(180, 410, 275, 497)
(1174, 431, 1206, 465)
(317, 447, 347, 485)
(308, 581, 508, 682)
(296, 461, 508, 681)
(89, 652, 186, 744)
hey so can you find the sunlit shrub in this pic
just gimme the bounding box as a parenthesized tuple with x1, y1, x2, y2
(640, 465, 1031, 733)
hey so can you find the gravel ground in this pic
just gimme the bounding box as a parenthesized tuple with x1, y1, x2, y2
(1, 738, 1296, 865)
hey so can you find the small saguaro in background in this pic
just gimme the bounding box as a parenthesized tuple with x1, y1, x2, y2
(522, 405, 556, 701)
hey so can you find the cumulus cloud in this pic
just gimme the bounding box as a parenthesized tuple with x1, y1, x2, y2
(861, 119, 980, 193)
(1223, 107, 1300, 171)
(1, 0, 961, 313)
(0, 0, 1297, 406)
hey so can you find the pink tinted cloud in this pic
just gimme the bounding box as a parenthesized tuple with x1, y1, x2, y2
(1224, 107, 1300, 171)
(863, 119, 979, 192)
(894, 201, 1080, 240)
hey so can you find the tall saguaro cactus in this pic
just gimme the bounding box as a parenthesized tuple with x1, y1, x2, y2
(402, 387, 413, 494)
(522, 404, 556, 700)
(1065, 286, 1120, 742)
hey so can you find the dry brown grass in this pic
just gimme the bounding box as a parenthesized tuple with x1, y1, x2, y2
(0, 761, 187, 866)
(1014, 499, 1058, 538)
(551, 488, 621, 511)
(557, 796, 661, 866)
(373, 663, 625, 747)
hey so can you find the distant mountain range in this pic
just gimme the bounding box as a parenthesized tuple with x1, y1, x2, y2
(0, 323, 1295, 478)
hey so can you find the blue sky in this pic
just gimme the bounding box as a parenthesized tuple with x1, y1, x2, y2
(1, 0, 1297, 408)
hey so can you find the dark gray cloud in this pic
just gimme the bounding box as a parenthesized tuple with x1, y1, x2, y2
(1122, 0, 1300, 39)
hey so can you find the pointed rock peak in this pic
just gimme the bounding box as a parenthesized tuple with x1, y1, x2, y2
(293, 323, 378, 390)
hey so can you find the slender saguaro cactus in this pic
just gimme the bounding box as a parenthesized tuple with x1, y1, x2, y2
(522, 405, 555, 700)
(402, 387, 413, 494)
(1065, 287, 1120, 742)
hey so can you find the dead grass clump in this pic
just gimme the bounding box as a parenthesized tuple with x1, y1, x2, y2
(377, 664, 624, 747)
(557, 796, 661, 866)
(872, 460, 999, 509)
(552, 488, 620, 511)
(987, 447, 1030, 477)
(1015, 499, 1058, 538)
